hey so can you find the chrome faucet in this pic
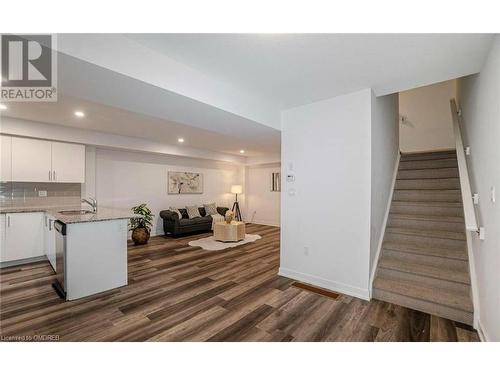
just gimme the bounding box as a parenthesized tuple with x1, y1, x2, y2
(81, 197, 98, 213)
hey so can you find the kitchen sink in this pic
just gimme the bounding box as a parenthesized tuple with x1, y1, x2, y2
(58, 210, 94, 215)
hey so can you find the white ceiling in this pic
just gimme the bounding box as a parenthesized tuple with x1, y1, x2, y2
(126, 33, 494, 108)
(2, 95, 278, 157)
(2, 33, 495, 162)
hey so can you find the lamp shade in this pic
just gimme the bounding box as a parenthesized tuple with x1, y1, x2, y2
(231, 185, 243, 194)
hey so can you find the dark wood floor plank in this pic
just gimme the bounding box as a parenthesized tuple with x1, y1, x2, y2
(0, 224, 478, 342)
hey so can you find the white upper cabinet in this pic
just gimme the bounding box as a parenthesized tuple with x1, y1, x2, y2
(7, 136, 85, 183)
(11, 137, 52, 182)
(0, 135, 12, 181)
(51, 141, 85, 183)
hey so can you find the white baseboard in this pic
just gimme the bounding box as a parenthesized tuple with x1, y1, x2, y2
(477, 320, 491, 342)
(0, 255, 47, 268)
(278, 267, 370, 301)
(369, 153, 400, 297)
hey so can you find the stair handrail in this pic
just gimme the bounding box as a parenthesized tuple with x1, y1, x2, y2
(450, 99, 478, 232)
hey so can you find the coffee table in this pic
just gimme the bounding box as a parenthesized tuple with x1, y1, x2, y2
(214, 221, 246, 242)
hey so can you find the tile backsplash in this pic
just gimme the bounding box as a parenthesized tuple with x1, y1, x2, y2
(0, 182, 82, 207)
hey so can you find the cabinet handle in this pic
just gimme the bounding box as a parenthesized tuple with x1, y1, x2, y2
(49, 219, 52, 231)
(45, 216, 48, 227)
(53, 170, 56, 181)
(7, 215, 10, 227)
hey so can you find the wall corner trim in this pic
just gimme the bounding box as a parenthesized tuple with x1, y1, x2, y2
(278, 267, 370, 301)
(369, 152, 401, 296)
(477, 320, 490, 342)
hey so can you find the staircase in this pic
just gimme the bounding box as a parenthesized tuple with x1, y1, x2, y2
(373, 150, 474, 325)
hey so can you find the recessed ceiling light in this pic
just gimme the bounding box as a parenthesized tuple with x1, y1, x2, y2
(0, 104, 7, 111)
(239, 149, 245, 154)
(178, 138, 184, 143)
(74, 111, 85, 118)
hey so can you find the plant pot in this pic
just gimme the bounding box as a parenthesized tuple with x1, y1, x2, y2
(132, 227, 150, 245)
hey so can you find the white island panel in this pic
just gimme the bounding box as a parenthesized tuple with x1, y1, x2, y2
(65, 219, 128, 300)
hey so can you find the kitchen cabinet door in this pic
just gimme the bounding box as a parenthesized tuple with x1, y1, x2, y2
(3, 212, 45, 262)
(51, 141, 85, 183)
(11, 137, 52, 182)
(0, 214, 6, 262)
(0, 135, 12, 181)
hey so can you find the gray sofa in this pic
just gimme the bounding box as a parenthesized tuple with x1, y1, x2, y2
(159, 206, 229, 237)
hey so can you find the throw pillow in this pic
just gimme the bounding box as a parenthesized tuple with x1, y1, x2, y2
(203, 202, 217, 216)
(186, 205, 201, 219)
(169, 206, 182, 219)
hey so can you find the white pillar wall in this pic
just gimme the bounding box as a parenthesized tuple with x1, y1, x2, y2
(280, 88, 399, 300)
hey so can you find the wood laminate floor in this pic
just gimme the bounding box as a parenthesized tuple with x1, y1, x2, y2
(0, 224, 479, 342)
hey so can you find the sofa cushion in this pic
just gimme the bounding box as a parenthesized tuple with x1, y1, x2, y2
(203, 203, 217, 216)
(169, 206, 182, 219)
(178, 216, 212, 227)
(178, 208, 189, 219)
(186, 205, 201, 219)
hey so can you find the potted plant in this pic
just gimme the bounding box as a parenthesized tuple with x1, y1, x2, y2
(129, 203, 154, 245)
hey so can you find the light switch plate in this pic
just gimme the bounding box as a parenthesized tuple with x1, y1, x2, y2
(473, 193, 479, 205)
(479, 227, 486, 240)
(38, 190, 47, 197)
(491, 186, 496, 203)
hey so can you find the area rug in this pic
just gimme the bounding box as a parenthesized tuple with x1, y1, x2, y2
(188, 234, 262, 251)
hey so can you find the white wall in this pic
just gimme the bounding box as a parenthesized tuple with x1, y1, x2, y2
(246, 164, 281, 226)
(370, 93, 400, 275)
(399, 80, 456, 153)
(457, 36, 500, 342)
(280, 89, 372, 299)
(93, 148, 244, 236)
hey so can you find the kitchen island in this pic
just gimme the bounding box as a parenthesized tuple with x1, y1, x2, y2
(0, 205, 136, 300)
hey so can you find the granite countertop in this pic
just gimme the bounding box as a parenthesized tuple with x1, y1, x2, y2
(0, 204, 138, 224)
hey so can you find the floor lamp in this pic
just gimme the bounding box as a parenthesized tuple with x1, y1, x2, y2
(231, 185, 243, 222)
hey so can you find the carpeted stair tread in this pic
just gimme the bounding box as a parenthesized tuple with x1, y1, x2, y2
(400, 150, 456, 161)
(397, 167, 459, 179)
(373, 274, 473, 312)
(385, 227, 466, 241)
(393, 189, 462, 202)
(384, 232, 466, 251)
(395, 177, 460, 190)
(382, 241, 468, 260)
(389, 213, 465, 223)
(399, 158, 458, 170)
(373, 150, 473, 324)
(388, 214, 465, 232)
(379, 252, 470, 284)
(391, 201, 464, 208)
(372, 288, 473, 325)
(390, 201, 464, 217)
(376, 268, 470, 294)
